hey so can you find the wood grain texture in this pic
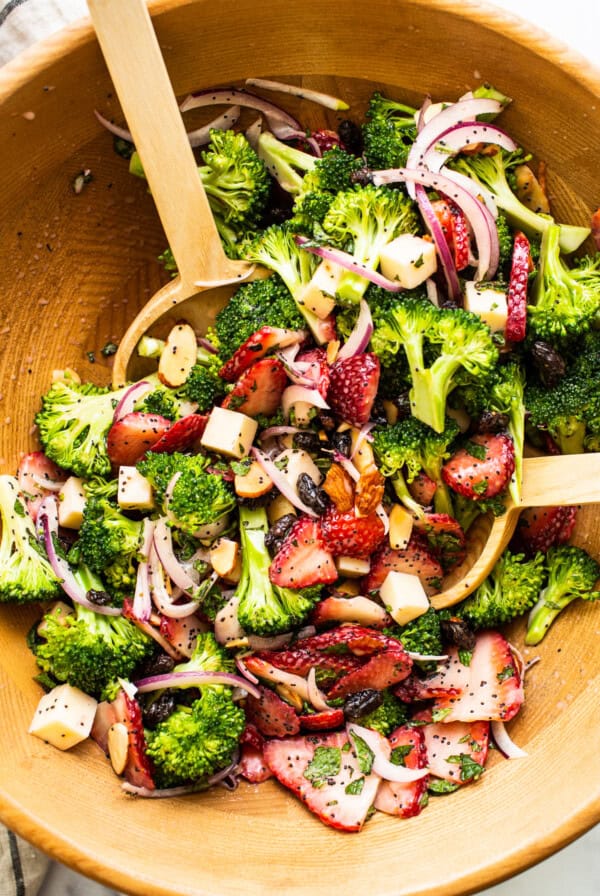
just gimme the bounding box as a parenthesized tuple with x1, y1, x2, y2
(0, 2, 599, 895)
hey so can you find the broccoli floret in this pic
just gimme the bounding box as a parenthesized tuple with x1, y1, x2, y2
(495, 212, 515, 280)
(257, 131, 318, 195)
(34, 570, 153, 697)
(389, 605, 444, 654)
(291, 147, 365, 232)
(451, 150, 589, 254)
(362, 92, 417, 170)
(525, 545, 600, 645)
(212, 274, 306, 362)
(357, 689, 408, 737)
(0, 475, 60, 603)
(175, 629, 235, 675)
(371, 298, 498, 433)
(74, 497, 144, 597)
(137, 452, 235, 536)
(235, 505, 321, 636)
(178, 360, 225, 412)
(372, 416, 459, 517)
(527, 224, 600, 344)
(321, 184, 419, 304)
(457, 550, 546, 630)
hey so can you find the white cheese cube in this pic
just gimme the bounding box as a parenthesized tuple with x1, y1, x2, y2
(118, 465, 155, 511)
(296, 259, 345, 319)
(297, 281, 337, 320)
(463, 281, 508, 332)
(379, 571, 430, 626)
(335, 556, 371, 578)
(200, 406, 258, 459)
(57, 476, 86, 529)
(379, 234, 437, 289)
(28, 683, 97, 751)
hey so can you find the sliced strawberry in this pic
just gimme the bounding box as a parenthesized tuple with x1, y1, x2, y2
(221, 357, 288, 418)
(327, 352, 380, 428)
(407, 471, 437, 508)
(428, 631, 524, 723)
(511, 504, 578, 555)
(412, 512, 466, 573)
(362, 534, 443, 597)
(159, 613, 208, 658)
(296, 348, 331, 399)
(269, 515, 338, 589)
(239, 742, 273, 783)
(106, 412, 171, 466)
(263, 730, 381, 832)
(311, 595, 392, 629)
(505, 231, 531, 343)
(414, 708, 489, 786)
(245, 685, 301, 737)
(219, 326, 306, 382)
(327, 639, 412, 699)
(431, 199, 470, 271)
(374, 724, 429, 818)
(17, 451, 67, 522)
(442, 433, 515, 500)
(112, 688, 155, 790)
(147, 413, 208, 454)
(299, 708, 346, 731)
(320, 506, 386, 558)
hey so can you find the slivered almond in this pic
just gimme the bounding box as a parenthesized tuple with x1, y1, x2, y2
(234, 460, 274, 499)
(382, 400, 398, 425)
(210, 538, 240, 578)
(389, 504, 414, 551)
(158, 322, 198, 387)
(326, 340, 340, 365)
(514, 163, 550, 214)
(107, 722, 129, 776)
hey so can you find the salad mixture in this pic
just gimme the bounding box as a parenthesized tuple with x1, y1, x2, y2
(3, 79, 600, 833)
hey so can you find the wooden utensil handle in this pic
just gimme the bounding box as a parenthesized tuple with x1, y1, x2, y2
(87, 0, 226, 287)
(520, 453, 600, 506)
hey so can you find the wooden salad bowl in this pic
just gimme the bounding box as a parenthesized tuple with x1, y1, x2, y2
(0, 1, 599, 894)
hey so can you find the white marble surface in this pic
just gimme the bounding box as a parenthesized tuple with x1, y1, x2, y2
(14, 0, 600, 894)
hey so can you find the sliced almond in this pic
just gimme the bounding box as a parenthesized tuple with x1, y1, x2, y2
(210, 538, 240, 578)
(352, 435, 375, 473)
(389, 504, 414, 551)
(514, 163, 550, 214)
(382, 400, 399, 425)
(158, 321, 198, 388)
(221, 552, 242, 585)
(326, 339, 340, 365)
(267, 494, 297, 525)
(276, 683, 304, 712)
(323, 462, 355, 512)
(234, 460, 274, 499)
(355, 465, 385, 517)
(107, 722, 129, 776)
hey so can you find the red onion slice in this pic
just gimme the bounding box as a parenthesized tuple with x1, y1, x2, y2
(259, 425, 302, 443)
(38, 497, 121, 616)
(236, 656, 260, 685)
(214, 595, 246, 646)
(347, 723, 429, 782)
(414, 185, 461, 302)
(295, 236, 403, 293)
(148, 543, 201, 619)
(491, 720, 528, 759)
(334, 452, 360, 482)
(135, 670, 261, 699)
(153, 518, 199, 593)
(94, 109, 135, 143)
(337, 299, 374, 361)
(281, 384, 330, 420)
(439, 166, 498, 217)
(245, 78, 349, 111)
(113, 382, 154, 423)
(245, 117, 263, 150)
(306, 667, 330, 711)
(179, 88, 301, 140)
(250, 447, 318, 517)
(185, 106, 240, 148)
(247, 663, 311, 704)
(423, 122, 517, 174)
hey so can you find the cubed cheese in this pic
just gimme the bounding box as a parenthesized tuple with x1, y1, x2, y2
(379, 234, 437, 289)
(57, 476, 86, 529)
(200, 406, 258, 459)
(379, 570, 430, 625)
(28, 683, 97, 751)
(463, 281, 508, 332)
(335, 556, 371, 578)
(296, 259, 344, 319)
(118, 465, 155, 511)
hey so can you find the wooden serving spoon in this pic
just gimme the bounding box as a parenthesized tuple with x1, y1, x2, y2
(431, 452, 600, 609)
(86, 0, 256, 388)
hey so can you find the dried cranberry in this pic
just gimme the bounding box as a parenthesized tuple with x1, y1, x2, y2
(343, 688, 383, 721)
(265, 513, 297, 557)
(530, 340, 566, 388)
(296, 472, 329, 515)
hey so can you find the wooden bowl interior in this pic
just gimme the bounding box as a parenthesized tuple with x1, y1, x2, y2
(0, 2, 599, 895)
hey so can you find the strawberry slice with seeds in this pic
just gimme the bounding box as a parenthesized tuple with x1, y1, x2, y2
(263, 730, 381, 832)
(245, 685, 301, 737)
(414, 708, 489, 786)
(147, 413, 208, 455)
(17, 451, 67, 522)
(327, 639, 412, 699)
(159, 613, 207, 658)
(327, 352, 380, 427)
(431, 199, 470, 271)
(311, 595, 392, 629)
(442, 432, 515, 500)
(505, 231, 531, 343)
(219, 326, 306, 382)
(106, 412, 172, 466)
(296, 348, 331, 399)
(412, 512, 466, 573)
(407, 471, 437, 508)
(374, 724, 429, 818)
(269, 515, 338, 589)
(112, 688, 155, 790)
(511, 504, 578, 555)
(362, 534, 443, 597)
(299, 708, 346, 731)
(320, 506, 386, 558)
(239, 724, 273, 782)
(221, 357, 288, 418)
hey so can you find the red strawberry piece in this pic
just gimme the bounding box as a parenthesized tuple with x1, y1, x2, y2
(414, 708, 489, 786)
(159, 613, 208, 658)
(221, 357, 288, 418)
(311, 595, 392, 629)
(106, 412, 171, 466)
(112, 688, 155, 790)
(412, 512, 466, 573)
(374, 724, 429, 818)
(555, 505, 578, 544)
(147, 413, 208, 455)
(299, 708, 346, 731)
(311, 129, 344, 153)
(17, 451, 67, 522)
(428, 630, 524, 723)
(244, 651, 359, 690)
(263, 730, 381, 832)
(327, 640, 412, 699)
(407, 471, 437, 508)
(269, 515, 338, 589)
(431, 199, 470, 271)
(239, 725, 273, 782)
(362, 534, 443, 597)
(320, 506, 386, 558)
(327, 352, 380, 428)
(511, 504, 577, 555)
(219, 326, 306, 382)
(442, 432, 515, 500)
(296, 348, 331, 399)
(245, 685, 301, 737)
(505, 231, 531, 343)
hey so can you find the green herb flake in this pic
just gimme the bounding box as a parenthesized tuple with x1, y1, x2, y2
(497, 664, 515, 682)
(465, 440, 488, 461)
(230, 459, 252, 476)
(303, 746, 342, 789)
(345, 777, 365, 796)
(447, 753, 485, 782)
(390, 744, 413, 766)
(350, 732, 375, 775)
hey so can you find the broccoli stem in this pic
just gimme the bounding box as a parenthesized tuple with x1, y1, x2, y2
(525, 588, 569, 646)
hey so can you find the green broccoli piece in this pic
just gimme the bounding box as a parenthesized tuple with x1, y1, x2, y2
(525, 545, 600, 645)
(0, 475, 60, 603)
(257, 130, 318, 195)
(175, 629, 235, 675)
(235, 505, 321, 636)
(362, 91, 417, 170)
(178, 360, 225, 412)
(137, 452, 235, 537)
(357, 689, 408, 737)
(291, 146, 365, 232)
(321, 184, 419, 304)
(135, 385, 188, 421)
(371, 298, 498, 433)
(34, 570, 153, 697)
(495, 212, 515, 280)
(386, 606, 445, 661)
(372, 416, 459, 517)
(451, 150, 589, 254)
(74, 497, 144, 597)
(457, 550, 546, 630)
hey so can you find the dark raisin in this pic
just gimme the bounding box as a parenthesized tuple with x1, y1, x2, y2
(370, 398, 388, 427)
(530, 340, 566, 388)
(393, 391, 412, 420)
(343, 688, 383, 721)
(86, 588, 112, 606)
(135, 650, 176, 680)
(350, 166, 373, 187)
(440, 617, 476, 652)
(265, 513, 297, 556)
(296, 472, 330, 514)
(330, 429, 352, 457)
(142, 691, 175, 729)
(338, 119, 363, 156)
(474, 410, 510, 434)
(317, 411, 336, 432)
(293, 431, 321, 453)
